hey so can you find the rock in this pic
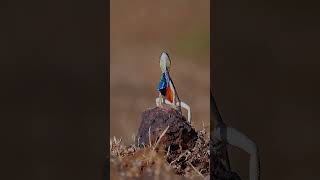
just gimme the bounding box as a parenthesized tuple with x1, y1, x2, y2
(135, 107, 241, 179)
(136, 107, 198, 151)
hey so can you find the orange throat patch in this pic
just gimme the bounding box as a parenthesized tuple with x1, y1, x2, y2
(165, 87, 174, 103)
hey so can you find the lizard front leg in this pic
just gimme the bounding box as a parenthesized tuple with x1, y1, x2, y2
(158, 93, 165, 108)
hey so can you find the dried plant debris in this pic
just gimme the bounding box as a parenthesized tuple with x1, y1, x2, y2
(109, 107, 241, 180)
(166, 129, 209, 177)
(110, 129, 209, 180)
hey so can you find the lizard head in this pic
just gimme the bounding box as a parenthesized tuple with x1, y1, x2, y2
(159, 51, 171, 73)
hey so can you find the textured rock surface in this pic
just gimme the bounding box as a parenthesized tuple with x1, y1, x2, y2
(134, 107, 241, 179)
(136, 107, 198, 150)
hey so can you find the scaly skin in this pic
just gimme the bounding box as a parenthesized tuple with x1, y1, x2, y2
(158, 52, 181, 112)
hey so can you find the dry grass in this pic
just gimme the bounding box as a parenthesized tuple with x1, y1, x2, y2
(110, 129, 209, 180)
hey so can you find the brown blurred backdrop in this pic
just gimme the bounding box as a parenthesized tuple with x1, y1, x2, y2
(110, 0, 210, 143)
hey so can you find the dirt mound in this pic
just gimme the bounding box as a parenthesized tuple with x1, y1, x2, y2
(109, 107, 241, 179)
(136, 107, 198, 150)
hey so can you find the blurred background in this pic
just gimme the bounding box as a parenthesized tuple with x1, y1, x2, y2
(110, 0, 210, 143)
